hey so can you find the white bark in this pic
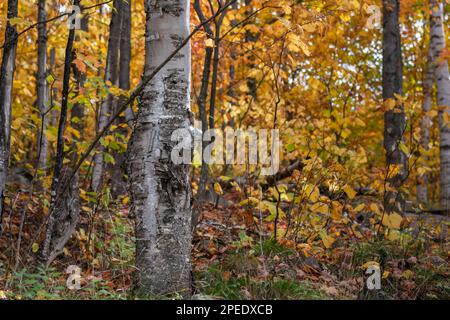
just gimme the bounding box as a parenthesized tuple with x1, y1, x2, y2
(127, 0, 192, 297)
(417, 46, 434, 203)
(0, 0, 18, 225)
(430, 0, 450, 210)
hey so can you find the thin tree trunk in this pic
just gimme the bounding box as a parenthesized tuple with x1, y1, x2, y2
(128, 0, 192, 297)
(91, 0, 123, 192)
(111, 0, 132, 198)
(382, 0, 408, 215)
(40, 12, 89, 266)
(49, 47, 58, 129)
(0, 0, 19, 233)
(36, 0, 49, 172)
(41, 0, 80, 261)
(429, 0, 450, 211)
(194, 0, 213, 200)
(417, 50, 434, 204)
(244, 0, 257, 99)
(208, 11, 226, 131)
(119, 0, 132, 122)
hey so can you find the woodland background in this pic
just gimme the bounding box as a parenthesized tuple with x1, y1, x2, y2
(0, 0, 449, 300)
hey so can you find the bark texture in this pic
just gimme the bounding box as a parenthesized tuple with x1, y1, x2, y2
(92, 0, 123, 192)
(127, 0, 192, 297)
(111, 0, 132, 198)
(382, 0, 407, 215)
(41, 0, 80, 262)
(0, 0, 19, 232)
(43, 14, 89, 265)
(429, 0, 450, 211)
(36, 0, 49, 171)
(417, 48, 434, 204)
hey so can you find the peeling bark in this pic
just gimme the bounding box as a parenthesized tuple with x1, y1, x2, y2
(128, 0, 192, 297)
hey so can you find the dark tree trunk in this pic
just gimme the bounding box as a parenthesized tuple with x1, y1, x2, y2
(36, 0, 49, 172)
(41, 0, 80, 263)
(111, 0, 132, 198)
(382, 0, 407, 215)
(194, 0, 213, 200)
(91, 0, 123, 192)
(244, 0, 258, 99)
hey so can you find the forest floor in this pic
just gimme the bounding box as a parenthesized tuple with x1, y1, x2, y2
(0, 190, 449, 300)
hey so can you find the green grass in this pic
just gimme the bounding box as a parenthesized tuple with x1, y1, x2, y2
(3, 266, 127, 300)
(196, 266, 329, 300)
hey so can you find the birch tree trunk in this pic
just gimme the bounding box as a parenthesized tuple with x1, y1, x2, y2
(127, 0, 192, 297)
(382, 0, 408, 215)
(91, 0, 123, 192)
(0, 0, 19, 231)
(429, 0, 450, 212)
(36, 0, 49, 171)
(417, 44, 434, 204)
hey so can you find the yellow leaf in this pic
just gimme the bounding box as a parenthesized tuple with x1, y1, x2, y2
(387, 229, 400, 241)
(282, 5, 292, 15)
(321, 233, 335, 248)
(32, 243, 39, 253)
(402, 270, 414, 279)
(343, 185, 357, 199)
(239, 83, 249, 93)
(384, 98, 396, 110)
(297, 39, 310, 56)
(239, 197, 260, 207)
(63, 247, 71, 256)
(399, 142, 409, 155)
(311, 202, 329, 214)
(331, 201, 343, 220)
(287, 33, 310, 56)
(354, 203, 365, 212)
(370, 203, 381, 216)
(302, 22, 317, 33)
(81, 206, 92, 213)
(214, 182, 223, 196)
(361, 261, 379, 270)
(305, 184, 320, 202)
(382, 213, 403, 230)
(205, 38, 214, 48)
